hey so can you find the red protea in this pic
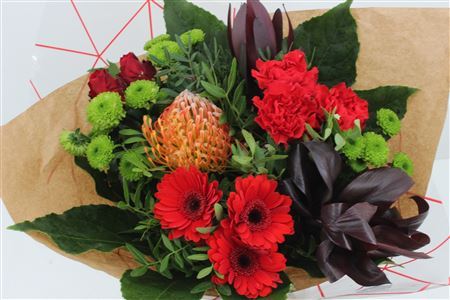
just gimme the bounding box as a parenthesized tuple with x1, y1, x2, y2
(207, 219, 286, 299)
(227, 175, 294, 249)
(154, 166, 222, 242)
(142, 90, 231, 172)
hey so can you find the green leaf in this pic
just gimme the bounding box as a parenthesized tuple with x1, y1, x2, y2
(227, 58, 238, 93)
(126, 243, 149, 265)
(200, 81, 227, 99)
(196, 226, 216, 234)
(191, 281, 213, 294)
(121, 270, 203, 300)
(159, 255, 170, 273)
(123, 137, 147, 144)
(334, 133, 346, 151)
(107, 60, 120, 77)
(242, 129, 257, 156)
(9, 205, 139, 254)
(355, 86, 418, 132)
(119, 129, 143, 136)
(130, 266, 149, 277)
(214, 203, 224, 221)
(192, 246, 209, 252)
(216, 284, 232, 297)
(187, 254, 209, 261)
(164, 0, 228, 51)
(161, 233, 175, 252)
(293, 0, 359, 87)
(196, 265, 213, 279)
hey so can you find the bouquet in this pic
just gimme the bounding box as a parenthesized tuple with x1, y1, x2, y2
(4, 0, 448, 299)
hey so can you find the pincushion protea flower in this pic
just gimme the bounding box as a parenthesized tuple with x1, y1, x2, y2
(142, 90, 231, 172)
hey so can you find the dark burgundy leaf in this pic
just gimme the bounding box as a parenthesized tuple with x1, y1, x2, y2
(303, 141, 342, 203)
(384, 196, 429, 233)
(338, 168, 413, 211)
(279, 178, 313, 218)
(245, 2, 258, 70)
(283, 5, 294, 48)
(248, 0, 276, 58)
(272, 9, 283, 52)
(334, 203, 377, 245)
(316, 240, 344, 282)
(232, 4, 248, 69)
(227, 4, 235, 57)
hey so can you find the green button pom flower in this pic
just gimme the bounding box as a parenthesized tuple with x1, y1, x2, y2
(180, 29, 205, 45)
(119, 151, 144, 182)
(59, 129, 90, 156)
(363, 132, 389, 167)
(147, 40, 182, 65)
(342, 135, 365, 160)
(86, 135, 115, 171)
(144, 34, 171, 51)
(377, 108, 401, 137)
(125, 80, 159, 109)
(392, 152, 414, 176)
(87, 92, 125, 132)
(349, 159, 368, 173)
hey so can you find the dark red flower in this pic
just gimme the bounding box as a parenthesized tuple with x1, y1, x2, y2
(207, 219, 286, 299)
(322, 82, 369, 130)
(119, 52, 156, 84)
(87, 69, 123, 98)
(154, 166, 222, 242)
(252, 50, 328, 145)
(227, 175, 294, 250)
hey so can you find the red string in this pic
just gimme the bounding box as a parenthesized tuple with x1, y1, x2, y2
(29, 80, 42, 100)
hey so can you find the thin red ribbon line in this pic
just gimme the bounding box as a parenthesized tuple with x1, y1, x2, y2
(29, 80, 42, 100)
(316, 284, 325, 298)
(35, 44, 98, 57)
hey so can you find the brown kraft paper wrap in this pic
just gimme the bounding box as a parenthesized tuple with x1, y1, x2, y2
(1, 8, 449, 291)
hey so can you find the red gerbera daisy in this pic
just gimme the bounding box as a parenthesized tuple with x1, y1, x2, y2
(227, 175, 294, 249)
(207, 219, 286, 299)
(154, 166, 222, 242)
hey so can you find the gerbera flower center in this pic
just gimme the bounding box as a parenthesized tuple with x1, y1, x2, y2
(182, 192, 205, 220)
(241, 200, 271, 231)
(230, 247, 259, 276)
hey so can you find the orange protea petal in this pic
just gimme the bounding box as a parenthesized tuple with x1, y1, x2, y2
(142, 90, 231, 172)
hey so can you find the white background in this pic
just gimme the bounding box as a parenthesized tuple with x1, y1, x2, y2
(1, 1, 449, 299)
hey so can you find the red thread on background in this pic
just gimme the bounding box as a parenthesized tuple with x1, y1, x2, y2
(394, 236, 449, 267)
(70, 0, 107, 66)
(35, 44, 98, 57)
(147, 0, 154, 39)
(316, 284, 325, 298)
(29, 80, 42, 100)
(406, 192, 444, 204)
(385, 268, 447, 286)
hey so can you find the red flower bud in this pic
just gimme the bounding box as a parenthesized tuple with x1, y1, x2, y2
(87, 69, 123, 98)
(119, 52, 156, 84)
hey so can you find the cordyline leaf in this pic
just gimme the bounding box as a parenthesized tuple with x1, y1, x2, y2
(121, 270, 202, 300)
(9, 205, 139, 254)
(272, 9, 283, 52)
(293, 0, 359, 87)
(249, 0, 276, 59)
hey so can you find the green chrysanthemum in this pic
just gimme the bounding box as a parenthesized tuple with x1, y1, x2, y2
(349, 159, 368, 173)
(59, 129, 90, 156)
(86, 135, 115, 171)
(363, 132, 389, 167)
(87, 92, 125, 131)
(377, 108, 401, 137)
(342, 135, 365, 160)
(119, 151, 144, 181)
(180, 29, 205, 45)
(392, 152, 414, 176)
(147, 40, 182, 65)
(125, 80, 160, 109)
(144, 34, 171, 51)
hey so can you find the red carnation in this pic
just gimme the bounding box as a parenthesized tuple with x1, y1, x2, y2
(207, 219, 286, 299)
(227, 175, 294, 250)
(119, 52, 156, 84)
(87, 69, 123, 98)
(252, 50, 328, 145)
(322, 82, 369, 130)
(154, 166, 222, 242)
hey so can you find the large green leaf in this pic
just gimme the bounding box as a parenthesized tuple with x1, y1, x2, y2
(356, 86, 418, 132)
(293, 0, 359, 87)
(9, 205, 140, 254)
(218, 272, 292, 300)
(121, 270, 203, 300)
(75, 156, 123, 202)
(164, 0, 228, 51)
